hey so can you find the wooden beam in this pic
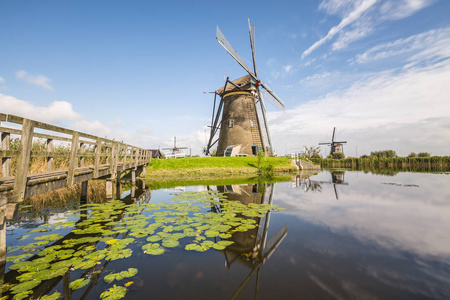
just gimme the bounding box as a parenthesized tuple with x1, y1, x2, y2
(1, 132, 11, 177)
(94, 139, 101, 178)
(67, 132, 79, 186)
(12, 118, 34, 202)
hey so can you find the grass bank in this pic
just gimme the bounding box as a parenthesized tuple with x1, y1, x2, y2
(313, 156, 450, 169)
(146, 156, 297, 181)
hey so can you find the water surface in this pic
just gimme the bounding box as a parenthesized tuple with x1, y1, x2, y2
(1, 170, 449, 299)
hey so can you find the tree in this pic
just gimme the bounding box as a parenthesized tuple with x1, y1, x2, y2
(407, 152, 418, 158)
(300, 146, 322, 160)
(418, 152, 430, 157)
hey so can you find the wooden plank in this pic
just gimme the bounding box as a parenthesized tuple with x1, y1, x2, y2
(0, 113, 6, 122)
(0, 127, 21, 135)
(66, 132, 79, 186)
(12, 118, 34, 202)
(1, 133, 11, 177)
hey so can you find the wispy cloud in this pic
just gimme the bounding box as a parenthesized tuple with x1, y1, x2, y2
(0, 77, 4, 83)
(353, 26, 450, 65)
(15, 70, 53, 90)
(303, 0, 436, 58)
(302, 0, 378, 58)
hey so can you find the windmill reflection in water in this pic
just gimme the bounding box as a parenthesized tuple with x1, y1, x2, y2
(208, 183, 288, 299)
(295, 170, 349, 200)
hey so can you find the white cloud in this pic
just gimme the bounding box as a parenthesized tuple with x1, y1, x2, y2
(0, 93, 81, 123)
(283, 65, 293, 73)
(353, 26, 450, 65)
(303, 0, 436, 58)
(302, 0, 377, 58)
(16, 70, 53, 90)
(380, 0, 436, 20)
(0, 77, 4, 83)
(269, 58, 450, 156)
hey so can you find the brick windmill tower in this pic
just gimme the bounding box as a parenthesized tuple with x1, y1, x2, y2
(205, 20, 285, 157)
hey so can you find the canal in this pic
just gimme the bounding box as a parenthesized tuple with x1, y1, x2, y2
(1, 169, 449, 299)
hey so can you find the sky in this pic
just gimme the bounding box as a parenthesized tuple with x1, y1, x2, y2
(1, 0, 449, 157)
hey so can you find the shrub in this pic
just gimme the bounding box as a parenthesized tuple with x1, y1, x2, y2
(331, 152, 345, 159)
(418, 152, 431, 157)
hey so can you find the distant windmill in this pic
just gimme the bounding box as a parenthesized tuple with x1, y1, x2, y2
(205, 19, 285, 157)
(162, 137, 188, 158)
(319, 127, 347, 155)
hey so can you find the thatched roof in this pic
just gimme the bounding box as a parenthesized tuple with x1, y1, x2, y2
(217, 74, 253, 96)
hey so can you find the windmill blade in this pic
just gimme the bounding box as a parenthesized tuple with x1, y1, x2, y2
(333, 184, 339, 200)
(319, 142, 331, 145)
(216, 25, 257, 80)
(332, 127, 336, 142)
(248, 19, 258, 77)
(260, 82, 285, 111)
(263, 224, 288, 260)
(334, 141, 347, 144)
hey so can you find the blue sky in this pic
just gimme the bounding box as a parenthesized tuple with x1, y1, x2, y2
(1, 0, 449, 156)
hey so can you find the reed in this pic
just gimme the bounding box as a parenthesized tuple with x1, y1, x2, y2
(313, 156, 450, 171)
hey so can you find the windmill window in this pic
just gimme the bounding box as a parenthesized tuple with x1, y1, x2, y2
(250, 120, 254, 127)
(229, 120, 234, 128)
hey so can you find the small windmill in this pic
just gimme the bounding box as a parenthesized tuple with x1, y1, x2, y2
(319, 127, 347, 155)
(162, 137, 188, 158)
(205, 19, 285, 157)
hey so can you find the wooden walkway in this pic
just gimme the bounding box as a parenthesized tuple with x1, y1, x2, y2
(0, 113, 151, 203)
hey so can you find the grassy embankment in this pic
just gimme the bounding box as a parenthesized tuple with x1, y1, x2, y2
(146, 156, 297, 182)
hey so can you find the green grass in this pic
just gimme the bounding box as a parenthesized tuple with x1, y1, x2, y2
(148, 156, 294, 171)
(146, 156, 297, 181)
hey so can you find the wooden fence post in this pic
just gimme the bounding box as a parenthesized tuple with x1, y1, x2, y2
(67, 132, 79, 186)
(80, 180, 88, 203)
(94, 139, 101, 178)
(123, 146, 129, 170)
(13, 118, 34, 202)
(109, 143, 116, 178)
(1, 132, 11, 177)
(79, 143, 86, 167)
(0, 209, 5, 266)
(134, 148, 138, 169)
(46, 138, 53, 172)
(106, 178, 113, 199)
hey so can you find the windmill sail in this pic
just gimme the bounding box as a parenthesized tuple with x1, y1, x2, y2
(216, 26, 256, 80)
(261, 85, 285, 111)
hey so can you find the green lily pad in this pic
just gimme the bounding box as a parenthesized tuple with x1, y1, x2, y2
(162, 238, 179, 248)
(100, 284, 127, 300)
(69, 278, 90, 290)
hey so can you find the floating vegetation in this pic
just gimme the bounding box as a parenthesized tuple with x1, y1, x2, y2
(2, 190, 284, 299)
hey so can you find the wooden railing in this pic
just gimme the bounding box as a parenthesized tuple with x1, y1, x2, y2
(0, 113, 151, 202)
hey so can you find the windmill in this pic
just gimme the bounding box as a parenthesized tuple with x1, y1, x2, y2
(205, 20, 285, 157)
(209, 183, 288, 299)
(162, 137, 188, 158)
(319, 127, 347, 155)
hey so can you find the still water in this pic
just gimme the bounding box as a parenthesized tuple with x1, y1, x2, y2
(1, 170, 449, 299)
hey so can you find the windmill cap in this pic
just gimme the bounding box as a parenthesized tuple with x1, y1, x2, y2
(217, 74, 253, 96)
